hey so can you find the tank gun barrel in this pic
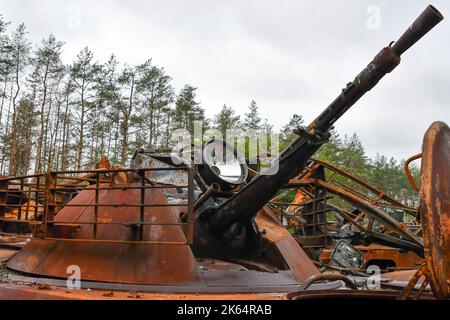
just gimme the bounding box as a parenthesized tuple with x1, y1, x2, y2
(199, 5, 443, 236)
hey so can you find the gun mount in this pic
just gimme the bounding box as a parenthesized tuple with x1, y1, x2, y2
(193, 5, 443, 257)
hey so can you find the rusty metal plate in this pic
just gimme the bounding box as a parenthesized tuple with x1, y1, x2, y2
(420, 121, 450, 299)
(7, 187, 202, 285)
(5, 186, 320, 292)
(255, 207, 320, 282)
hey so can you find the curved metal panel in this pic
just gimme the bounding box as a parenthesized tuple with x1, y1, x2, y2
(420, 121, 450, 299)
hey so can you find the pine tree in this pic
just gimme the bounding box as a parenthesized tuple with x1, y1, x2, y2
(29, 34, 64, 173)
(14, 98, 37, 174)
(173, 85, 204, 135)
(339, 133, 367, 176)
(7, 23, 31, 175)
(70, 47, 101, 169)
(315, 129, 342, 163)
(0, 16, 12, 174)
(243, 100, 261, 134)
(58, 79, 75, 171)
(0, 15, 11, 83)
(116, 64, 138, 163)
(279, 114, 304, 148)
(213, 104, 240, 139)
(136, 60, 174, 150)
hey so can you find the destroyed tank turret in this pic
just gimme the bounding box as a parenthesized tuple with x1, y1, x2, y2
(1, 5, 443, 298)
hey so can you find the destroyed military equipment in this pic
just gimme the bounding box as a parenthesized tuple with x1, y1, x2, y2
(272, 157, 424, 271)
(0, 5, 447, 300)
(284, 119, 449, 300)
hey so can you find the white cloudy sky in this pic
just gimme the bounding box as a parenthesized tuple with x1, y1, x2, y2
(1, 0, 449, 160)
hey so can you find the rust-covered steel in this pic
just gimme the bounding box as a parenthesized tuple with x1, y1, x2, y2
(391, 122, 450, 300)
(418, 121, 450, 299)
(319, 244, 423, 271)
(4, 166, 321, 292)
(7, 185, 201, 285)
(305, 158, 414, 212)
(280, 157, 423, 257)
(303, 178, 422, 253)
(405, 153, 422, 193)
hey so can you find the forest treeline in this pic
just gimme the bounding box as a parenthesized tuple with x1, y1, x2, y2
(0, 17, 419, 203)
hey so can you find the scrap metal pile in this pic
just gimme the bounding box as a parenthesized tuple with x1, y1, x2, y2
(269, 156, 424, 272)
(0, 5, 447, 300)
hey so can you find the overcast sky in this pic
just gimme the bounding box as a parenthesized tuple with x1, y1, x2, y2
(0, 0, 448, 160)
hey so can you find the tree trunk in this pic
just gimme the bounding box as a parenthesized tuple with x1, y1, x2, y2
(60, 96, 70, 171)
(76, 88, 85, 170)
(9, 54, 23, 176)
(34, 63, 49, 174)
